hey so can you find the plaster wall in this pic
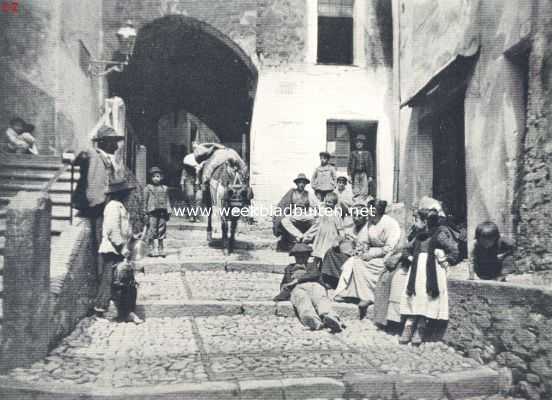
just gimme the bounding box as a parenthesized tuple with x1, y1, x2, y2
(396, 0, 533, 252)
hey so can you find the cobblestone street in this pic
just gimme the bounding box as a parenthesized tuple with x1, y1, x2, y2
(0, 221, 516, 399)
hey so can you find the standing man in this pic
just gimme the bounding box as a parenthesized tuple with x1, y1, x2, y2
(180, 152, 202, 222)
(72, 125, 125, 316)
(348, 134, 375, 199)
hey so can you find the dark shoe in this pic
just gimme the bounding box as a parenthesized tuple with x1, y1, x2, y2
(94, 307, 106, 318)
(323, 314, 344, 333)
(302, 315, 323, 330)
(399, 324, 415, 345)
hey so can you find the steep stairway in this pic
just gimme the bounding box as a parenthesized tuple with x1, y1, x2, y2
(0, 150, 78, 339)
(0, 218, 507, 400)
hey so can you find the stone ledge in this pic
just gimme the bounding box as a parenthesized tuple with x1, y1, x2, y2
(136, 300, 359, 319)
(144, 261, 287, 274)
(0, 368, 499, 400)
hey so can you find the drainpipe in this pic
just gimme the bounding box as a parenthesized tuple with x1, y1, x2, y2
(392, 0, 401, 203)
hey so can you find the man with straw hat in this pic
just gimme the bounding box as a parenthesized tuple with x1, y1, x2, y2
(273, 243, 345, 332)
(273, 173, 319, 247)
(72, 125, 126, 316)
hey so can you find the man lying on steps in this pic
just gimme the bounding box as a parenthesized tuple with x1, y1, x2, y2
(273, 243, 346, 333)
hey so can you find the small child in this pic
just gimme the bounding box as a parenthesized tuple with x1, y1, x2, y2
(470, 221, 514, 281)
(334, 174, 353, 217)
(273, 243, 345, 332)
(311, 151, 337, 201)
(144, 166, 172, 257)
(98, 178, 143, 324)
(399, 208, 460, 345)
(303, 192, 344, 266)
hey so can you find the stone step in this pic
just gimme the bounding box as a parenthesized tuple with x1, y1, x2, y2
(0, 218, 68, 237)
(0, 315, 500, 400)
(0, 169, 79, 183)
(0, 180, 72, 194)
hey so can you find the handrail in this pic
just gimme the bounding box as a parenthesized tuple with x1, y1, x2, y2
(42, 163, 69, 193)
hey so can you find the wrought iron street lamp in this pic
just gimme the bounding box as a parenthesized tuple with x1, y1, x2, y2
(88, 20, 137, 77)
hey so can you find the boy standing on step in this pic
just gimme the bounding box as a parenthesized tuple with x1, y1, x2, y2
(144, 166, 172, 257)
(273, 243, 345, 333)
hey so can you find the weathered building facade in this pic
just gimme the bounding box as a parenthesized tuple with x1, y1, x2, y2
(395, 0, 552, 273)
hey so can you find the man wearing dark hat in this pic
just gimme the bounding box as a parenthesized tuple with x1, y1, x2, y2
(273, 173, 319, 245)
(348, 133, 375, 199)
(311, 151, 336, 201)
(273, 243, 344, 332)
(72, 125, 125, 314)
(98, 178, 142, 324)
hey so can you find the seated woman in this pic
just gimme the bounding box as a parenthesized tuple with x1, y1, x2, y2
(5, 117, 38, 155)
(334, 199, 402, 319)
(319, 199, 370, 289)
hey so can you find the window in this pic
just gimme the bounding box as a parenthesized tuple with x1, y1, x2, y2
(317, 0, 354, 65)
(326, 121, 351, 168)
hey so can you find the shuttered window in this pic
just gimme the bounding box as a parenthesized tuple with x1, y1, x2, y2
(318, 0, 354, 65)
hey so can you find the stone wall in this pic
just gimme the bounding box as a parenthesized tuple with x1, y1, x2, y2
(445, 279, 552, 400)
(515, 0, 552, 273)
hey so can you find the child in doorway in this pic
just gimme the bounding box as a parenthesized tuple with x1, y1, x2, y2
(311, 151, 336, 201)
(334, 174, 353, 218)
(144, 166, 172, 257)
(273, 243, 345, 332)
(303, 191, 345, 267)
(399, 208, 460, 345)
(470, 221, 515, 281)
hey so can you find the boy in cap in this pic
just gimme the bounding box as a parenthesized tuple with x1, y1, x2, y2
(348, 134, 375, 199)
(274, 243, 345, 332)
(311, 151, 337, 202)
(144, 166, 172, 257)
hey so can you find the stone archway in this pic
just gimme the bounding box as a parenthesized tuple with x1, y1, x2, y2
(109, 14, 258, 172)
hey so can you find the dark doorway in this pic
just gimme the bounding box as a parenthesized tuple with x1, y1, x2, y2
(326, 120, 377, 196)
(431, 97, 467, 224)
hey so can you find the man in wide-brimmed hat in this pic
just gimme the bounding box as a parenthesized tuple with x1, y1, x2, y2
(348, 133, 375, 199)
(273, 243, 345, 332)
(72, 125, 126, 315)
(311, 151, 337, 201)
(273, 173, 319, 248)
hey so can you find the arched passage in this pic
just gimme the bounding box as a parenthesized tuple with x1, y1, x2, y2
(109, 15, 258, 180)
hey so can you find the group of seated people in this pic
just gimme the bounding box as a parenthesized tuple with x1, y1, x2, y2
(272, 173, 514, 345)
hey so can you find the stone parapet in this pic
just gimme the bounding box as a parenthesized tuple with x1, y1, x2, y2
(0, 191, 51, 371)
(445, 279, 552, 399)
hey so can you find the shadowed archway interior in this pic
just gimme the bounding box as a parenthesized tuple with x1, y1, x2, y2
(110, 15, 257, 166)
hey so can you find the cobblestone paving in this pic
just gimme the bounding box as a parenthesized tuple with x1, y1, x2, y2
(137, 272, 189, 302)
(6, 315, 485, 389)
(185, 271, 281, 300)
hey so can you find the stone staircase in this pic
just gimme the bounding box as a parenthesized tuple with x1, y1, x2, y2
(0, 218, 508, 400)
(0, 150, 78, 339)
